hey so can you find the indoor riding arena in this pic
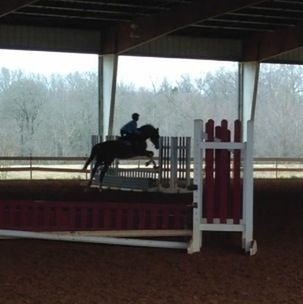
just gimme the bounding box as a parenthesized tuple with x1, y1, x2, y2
(1, 1, 303, 304)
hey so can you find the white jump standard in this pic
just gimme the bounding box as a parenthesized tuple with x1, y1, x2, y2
(188, 119, 257, 255)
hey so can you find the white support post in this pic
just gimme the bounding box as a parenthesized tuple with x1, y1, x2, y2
(238, 61, 260, 140)
(188, 119, 203, 254)
(102, 54, 118, 137)
(242, 120, 254, 254)
(98, 55, 103, 138)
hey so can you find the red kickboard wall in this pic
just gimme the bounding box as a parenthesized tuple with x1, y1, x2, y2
(203, 119, 242, 224)
(0, 200, 192, 232)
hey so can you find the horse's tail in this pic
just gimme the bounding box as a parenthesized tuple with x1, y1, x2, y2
(83, 144, 98, 170)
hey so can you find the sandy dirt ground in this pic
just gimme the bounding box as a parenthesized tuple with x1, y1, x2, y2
(0, 179, 303, 304)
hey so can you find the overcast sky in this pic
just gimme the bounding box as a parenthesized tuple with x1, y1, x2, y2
(0, 49, 236, 88)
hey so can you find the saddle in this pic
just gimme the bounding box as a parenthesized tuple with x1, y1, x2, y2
(118, 135, 140, 154)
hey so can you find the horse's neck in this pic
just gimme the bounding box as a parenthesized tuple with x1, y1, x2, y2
(139, 126, 154, 140)
(136, 133, 148, 141)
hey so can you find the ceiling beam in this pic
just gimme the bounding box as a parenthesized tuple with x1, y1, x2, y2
(243, 22, 303, 61)
(101, 0, 266, 54)
(0, 1, 37, 17)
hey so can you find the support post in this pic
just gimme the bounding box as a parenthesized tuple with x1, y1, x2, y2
(238, 61, 260, 140)
(101, 54, 118, 137)
(188, 119, 203, 254)
(242, 120, 254, 253)
(98, 55, 103, 138)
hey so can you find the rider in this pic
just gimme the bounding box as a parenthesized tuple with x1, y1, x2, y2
(120, 113, 140, 152)
(120, 113, 140, 137)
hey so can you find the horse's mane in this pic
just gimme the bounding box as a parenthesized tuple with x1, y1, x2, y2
(139, 124, 155, 130)
(137, 124, 158, 137)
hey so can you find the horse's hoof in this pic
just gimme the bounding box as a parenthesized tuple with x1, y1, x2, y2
(153, 166, 159, 170)
(145, 161, 150, 167)
(187, 184, 198, 191)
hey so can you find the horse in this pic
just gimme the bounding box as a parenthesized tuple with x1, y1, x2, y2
(83, 124, 160, 189)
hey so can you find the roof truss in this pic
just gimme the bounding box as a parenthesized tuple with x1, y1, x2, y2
(102, 0, 266, 54)
(0, 0, 37, 18)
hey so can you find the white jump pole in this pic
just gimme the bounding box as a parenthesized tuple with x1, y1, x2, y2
(0, 229, 188, 250)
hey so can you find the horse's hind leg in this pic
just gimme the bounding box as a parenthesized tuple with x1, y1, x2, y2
(83, 157, 91, 171)
(87, 161, 100, 188)
(83, 146, 96, 170)
(98, 162, 110, 191)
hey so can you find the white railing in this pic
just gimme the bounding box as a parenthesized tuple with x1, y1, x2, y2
(0, 156, 303, 180)
(0, 156, 88, 180)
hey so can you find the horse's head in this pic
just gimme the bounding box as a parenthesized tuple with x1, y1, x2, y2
(138, 124, 160, 149)
(150, 127, 160, 149)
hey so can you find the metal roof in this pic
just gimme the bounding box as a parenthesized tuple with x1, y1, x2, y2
(1, 0, 303, 63)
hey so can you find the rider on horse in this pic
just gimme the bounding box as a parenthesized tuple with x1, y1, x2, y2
(120, 113, 140, 136)
(83, 124, 159, 189)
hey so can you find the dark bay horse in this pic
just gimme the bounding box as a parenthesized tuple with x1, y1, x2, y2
(83, 124, 160, 189)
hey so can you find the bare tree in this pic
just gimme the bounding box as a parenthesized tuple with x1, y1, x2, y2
(1, 74, 48, 155)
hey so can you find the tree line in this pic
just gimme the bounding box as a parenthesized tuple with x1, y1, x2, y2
(0, 64, 302, 157)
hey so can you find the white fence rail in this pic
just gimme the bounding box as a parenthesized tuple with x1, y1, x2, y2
(0, 156, 303, 180)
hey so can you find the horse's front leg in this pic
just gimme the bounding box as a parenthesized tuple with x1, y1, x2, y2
(144, 151, 158, 169)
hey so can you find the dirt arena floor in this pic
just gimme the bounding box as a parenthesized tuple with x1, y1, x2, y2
(0, 179, 303, 304)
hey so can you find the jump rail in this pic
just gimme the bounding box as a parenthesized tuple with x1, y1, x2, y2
(91, 135, 192, 193)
